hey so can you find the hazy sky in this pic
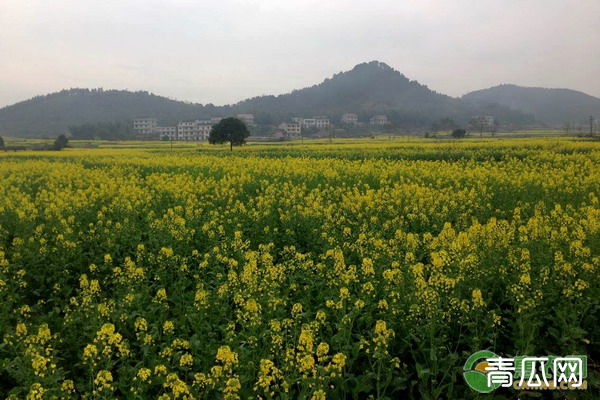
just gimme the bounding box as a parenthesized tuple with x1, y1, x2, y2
(1, 0, 599, 108)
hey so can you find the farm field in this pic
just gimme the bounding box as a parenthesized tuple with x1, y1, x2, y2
(0, 138, 599, 399)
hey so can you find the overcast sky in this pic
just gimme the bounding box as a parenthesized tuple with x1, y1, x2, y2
(1, 0, 599, 108)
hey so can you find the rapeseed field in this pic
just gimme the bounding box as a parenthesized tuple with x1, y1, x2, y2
(0, 138, 598, 399)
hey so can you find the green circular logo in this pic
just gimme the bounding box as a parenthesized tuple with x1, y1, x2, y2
(463, 350, 503, 393)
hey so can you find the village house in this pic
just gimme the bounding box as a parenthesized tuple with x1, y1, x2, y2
(272, 129, 286, 138)
(470, 115, 495, 128)
(135, 112, 337, 142)
(302, 118, 316, 127)
(132, 117, 158, 137)
(341, 113, 358, 125)
(314, 116, 330, 129)
(236, 114, 255, 126)
(369, 115, 388, 125)
(155, 126, 177, 140)
(278, 122, 302, 137)
(293, 116, 330, 129)
(177, 120, 212, 141)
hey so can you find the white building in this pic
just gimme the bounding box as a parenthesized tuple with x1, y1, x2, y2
(196, 121, 213, 140)
(314, 116, 330, 129)
(156, 126, 177, 140)
(302, 118, 316, 128)
(341, 113, 358, 125)
(177, 120, 213, 141)
(236, 114, 255, 126)
(292, 116, 330, 129)
(303, 118, 316, 127)
(133, 117, 158, 136)
(369, 115, 388, 125)
(278, 122, 302, 137)
(177, 122, 195, 141)
(470, 116, 494, 128)
(210, 116, 225, 124)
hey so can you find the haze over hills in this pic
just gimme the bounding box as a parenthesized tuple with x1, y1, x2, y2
(0, 89, 215, 138)
(4, 61, 597, 138)
(462, 84, 600, 126)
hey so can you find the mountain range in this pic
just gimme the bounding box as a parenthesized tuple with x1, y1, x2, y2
(0, 61, 598, 137)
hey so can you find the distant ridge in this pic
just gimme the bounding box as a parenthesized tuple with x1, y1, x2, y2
(0, 89, 218, 137)
(462, 84, 600, 126)
(0, 61, 555, 137)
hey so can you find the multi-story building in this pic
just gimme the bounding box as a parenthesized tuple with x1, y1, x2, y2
(300, 118, 317, 128)
(155, 126, 177, 140)
(369, 115, 388, 125)
(176, 122, 195, 141)
(303, 119, 316, 128)
(198, 120, 214, 140)
(278, 122, 302, 137)
(133, 116, 221, 141)
(314, 116, 330, 129)
(341, 113, 358, 125)
(292, 116, 330, 129)
(133, 117, 158, 137)
(177, 120, 213, 141)
(470, 116, 494, 128)
(236, 114, 255, 126)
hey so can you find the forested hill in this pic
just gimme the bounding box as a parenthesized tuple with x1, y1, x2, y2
(0, 89, 221, 137)
(232, 61, 531, 126)
(462, 84, 600, 126)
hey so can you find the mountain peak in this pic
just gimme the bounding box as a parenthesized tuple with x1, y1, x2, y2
(344, 61, 405, 79)
(351, 60, 394, 71)
(319, 61, 411, 91)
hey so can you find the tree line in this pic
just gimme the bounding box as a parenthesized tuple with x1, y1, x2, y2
(68, 121, 132, 140)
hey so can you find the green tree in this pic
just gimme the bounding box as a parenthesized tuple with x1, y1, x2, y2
(0, 136, 4, 148)
(209, 117, 250, 151)
(53, 134, 69, 150)
(69, 121, 132, 140)
(451, 129, 467, 138)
